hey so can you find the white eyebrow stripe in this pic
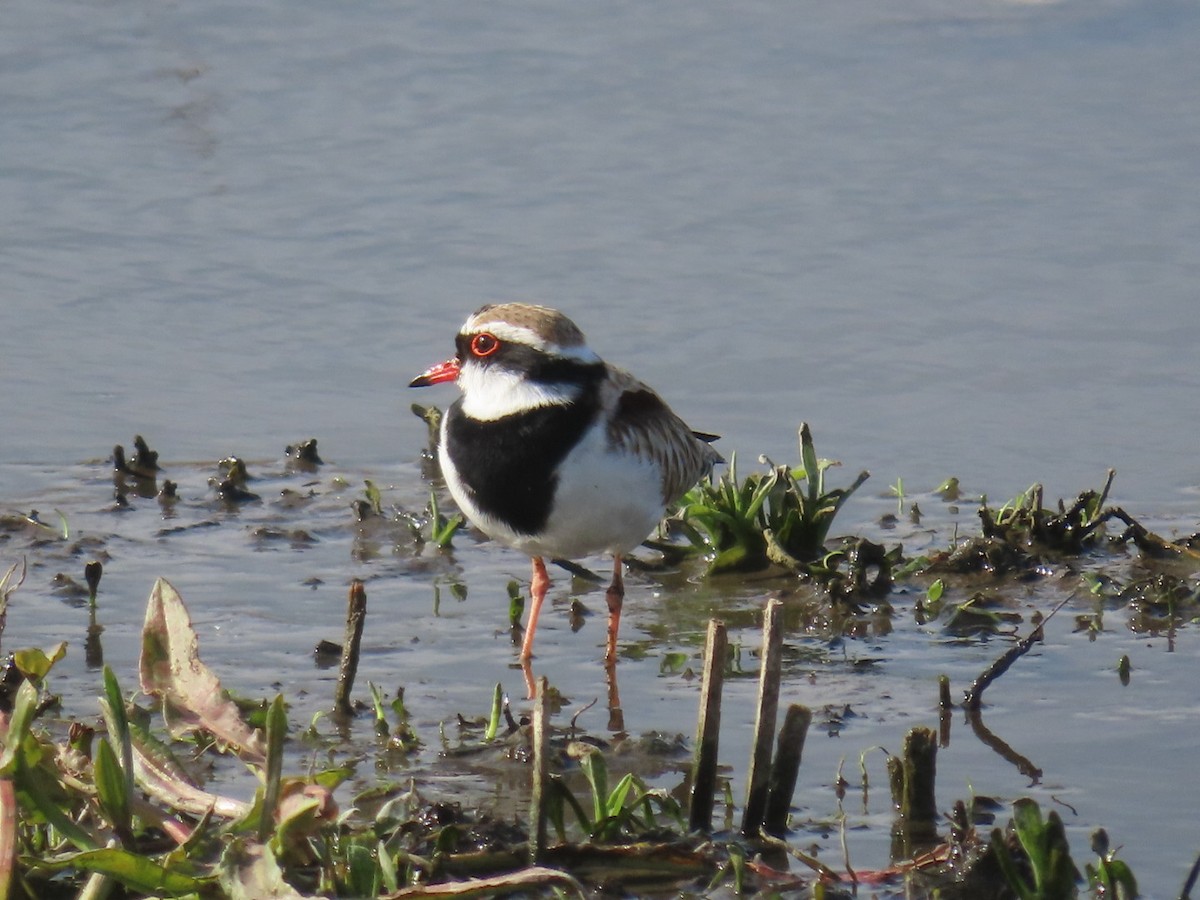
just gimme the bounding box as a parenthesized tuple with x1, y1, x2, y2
(464, 321, 601, 362)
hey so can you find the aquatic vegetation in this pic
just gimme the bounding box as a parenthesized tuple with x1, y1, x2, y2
(546, 744, 684, 843)
(675, 422, 870, 575)
(991, 798, 1082, 900)
(410, 403, 443, 469)
(1086, 828, 1138, 899)
(1, 567, 1157, 899)
(2, 425, 1199, 897)
(424, 487, 463, 549)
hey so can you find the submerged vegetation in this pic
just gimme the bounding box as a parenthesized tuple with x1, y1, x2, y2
(0, 427, 1196, 897)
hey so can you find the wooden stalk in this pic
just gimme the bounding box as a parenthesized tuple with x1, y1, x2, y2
(688, 619, 727, 833)
(529, 676, 550, 864)
(334, 580, 367, 715)
(741, 598, 784, 836)
(764, 704, 811, 836)
(888, 726, 939, 851)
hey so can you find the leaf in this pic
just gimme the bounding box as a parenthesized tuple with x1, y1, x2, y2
(99, 667, 134, 834)
(548, 775, 592, 836)
(484, 683, 502, 742)
(12, 755, 100, 851)
(363, 480, 383, 516)
(11, 643, 66, 683)
(273, 782, 337, 851)
(343, 840, 380, 898)
(377, 839, 399, 894)
(139, 578, 267, 764)
(1011, 799, 1080, 898)
(129, 720, 251, 820)
(0, 682, 37, 776)
(92, 739, 132, 841)
(28, 847, 208, 896)
(217, 838, 306, 900)
(926, 579, 945, 604)
(605, 773, 637, 819)
(260, 695, 287, 842)
(799, 423, 821, 502)
(989, 826, 1036, 900)
(1100, 859, 1138, 896)
(578, 750, 608, 825)
(1012, 798, 1046, 866)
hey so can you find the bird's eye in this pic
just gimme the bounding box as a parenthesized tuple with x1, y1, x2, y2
(470, 333, 500, 357)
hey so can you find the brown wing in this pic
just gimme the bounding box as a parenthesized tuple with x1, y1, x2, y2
(603, 367, 722, 505)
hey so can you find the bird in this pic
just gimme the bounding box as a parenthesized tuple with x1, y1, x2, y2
(410, 302, 721, 667)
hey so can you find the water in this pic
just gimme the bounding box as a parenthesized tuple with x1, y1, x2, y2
(3, 0, 1200, 895)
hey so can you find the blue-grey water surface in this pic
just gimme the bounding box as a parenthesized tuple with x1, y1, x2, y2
(3, 0, 1199, 896)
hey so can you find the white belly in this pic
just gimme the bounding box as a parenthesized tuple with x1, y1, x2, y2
(441, 423, 665, 560)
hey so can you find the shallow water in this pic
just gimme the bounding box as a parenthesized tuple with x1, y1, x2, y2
(3, 0, 1199, 506)
(3, 0, 1200, 894)
(2, 451, 1197, 896)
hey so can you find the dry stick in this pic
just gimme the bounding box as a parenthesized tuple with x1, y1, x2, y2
(334, 580, 368, 715)
(529, 675, 550, 865)
(688, 619, 727, 833)
(741, 598, 785, 837)
(764, 704, 812, 836)
(963, 595, 1071, 710)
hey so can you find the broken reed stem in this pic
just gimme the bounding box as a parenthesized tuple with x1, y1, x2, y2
(887, 727, 939, 845)
(529, 676, 550, 864)
(688, 619, 727, 833)
(938, 674, 953, 746)
(334, 580, 367, 715)
(742, 598, 784, 837)
(764, 704, 811, 836)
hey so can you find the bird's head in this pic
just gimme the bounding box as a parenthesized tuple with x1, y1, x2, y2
(410, 303, 602, 420)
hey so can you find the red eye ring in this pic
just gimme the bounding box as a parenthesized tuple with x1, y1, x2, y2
(470, 333, 500, 357)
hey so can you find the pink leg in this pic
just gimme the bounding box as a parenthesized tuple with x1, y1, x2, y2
(604, 555, 625, 663)
(520, 556, 550, 662)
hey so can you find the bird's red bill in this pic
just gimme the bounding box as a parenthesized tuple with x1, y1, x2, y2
(409, 358, 461, 387)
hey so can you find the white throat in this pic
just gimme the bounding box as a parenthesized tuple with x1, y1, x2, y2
(458, 366, 578, 420)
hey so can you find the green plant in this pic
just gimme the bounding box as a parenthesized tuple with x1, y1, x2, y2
(677, 451, 773, 573)
(546, 746, 683, 842)
(506, 579, 524, 627)
(426, 488, 463, 548)
(361, 480, 384, 516)
(1085, 828, 1137, 898)
(678, 423, 869, 575)
(990, 798, 1081, 900)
